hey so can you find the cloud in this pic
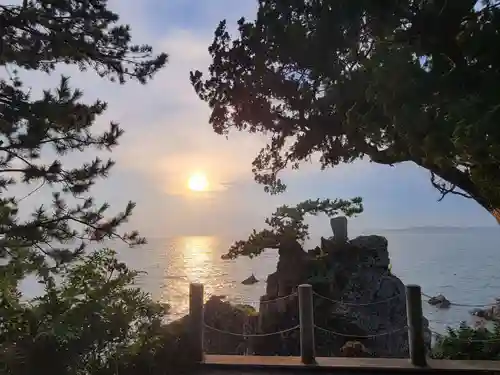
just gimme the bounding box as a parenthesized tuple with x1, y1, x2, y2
(2, 0, 288, 238)
(110, 28, 270, 200)
(2, 0, 497, 239)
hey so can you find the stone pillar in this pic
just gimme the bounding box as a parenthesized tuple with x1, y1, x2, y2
(330, 216, 348, 243)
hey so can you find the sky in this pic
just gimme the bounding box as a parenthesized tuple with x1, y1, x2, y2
(4, 0, 499, 242)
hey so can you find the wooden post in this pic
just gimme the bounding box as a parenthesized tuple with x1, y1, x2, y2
(189, 283, 204, 363)
(298, 284, 315, 364)
(406, 284, 427, 367)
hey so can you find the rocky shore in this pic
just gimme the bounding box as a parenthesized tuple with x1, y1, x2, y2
(471, 300, 500, 322)
(168, 217, 432, 357)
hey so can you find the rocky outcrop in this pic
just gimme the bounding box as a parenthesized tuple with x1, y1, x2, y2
(427, 294, 451, 309)
(169, 296, 258, 355)
(242, 274, 258, 285)
(471, 299, 500, 321)
(253, 219, 431, 358)
(251, 239, 305, 355)
(312, 235, 414, 357)
(172, 217, 431, 358)
(349, 235, 390, 268)
(204, 297, 259, 355)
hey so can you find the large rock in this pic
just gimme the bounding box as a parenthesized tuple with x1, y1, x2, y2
(254, 240, 307, 355)
(176, 219, 431, 358)
(427, 294, 451, 309)
(266, 239, 308, 298)
(255, 225, 431, 358)
(168, 296, 258, 355)
(350, 235, 390, 268)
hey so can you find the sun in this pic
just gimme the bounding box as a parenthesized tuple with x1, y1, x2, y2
(187, 172, 209, 192)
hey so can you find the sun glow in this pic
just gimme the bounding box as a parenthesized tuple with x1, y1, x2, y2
(187, 172, 209, 192)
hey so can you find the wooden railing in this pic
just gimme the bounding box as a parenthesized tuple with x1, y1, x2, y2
(188, 283, 428, 366)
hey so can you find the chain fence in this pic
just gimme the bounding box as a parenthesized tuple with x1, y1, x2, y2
(314, 325, 408, 338)
(312, 290, 402, 306)
(202, 288, 500, 346)
(203, 323, 300, 337)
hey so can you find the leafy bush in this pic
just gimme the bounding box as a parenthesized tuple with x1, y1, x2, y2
(0, 248, 196, 375)
(432, 322, 500, 360)
(0, 2, 184, 373)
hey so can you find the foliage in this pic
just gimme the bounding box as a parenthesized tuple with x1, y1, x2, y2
(223, 197, 362, 259)
(0, 248, 196, 375)
(235, 304, 258, 317)
(191, 0, 500, 221)
(0, 2, 185, 374)
(432, 322, 500, 360)
(0, 0, 167, 273)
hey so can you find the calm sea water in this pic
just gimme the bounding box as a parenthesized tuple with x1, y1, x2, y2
(112, 228, 500, 334)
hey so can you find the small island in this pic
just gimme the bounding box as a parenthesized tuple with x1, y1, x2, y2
(241, 274, 259, 285)
(170, 199, 432, 357)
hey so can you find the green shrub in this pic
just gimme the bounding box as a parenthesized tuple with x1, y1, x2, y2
(0, 248, 196, 375)
(432, 322, 500, 360)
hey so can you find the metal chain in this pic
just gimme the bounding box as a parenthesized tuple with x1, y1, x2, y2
(421, 292, 500, 308)
(203, 323, 300, 337)
(313, 291, 402, 306)
(246, 292, 298, 305)
(314, 325, 408, 338)
(215, 292, 298, 306)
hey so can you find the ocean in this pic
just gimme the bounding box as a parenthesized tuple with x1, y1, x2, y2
(113, 227, 500, 334)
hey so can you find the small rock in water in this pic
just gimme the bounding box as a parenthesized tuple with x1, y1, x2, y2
(427, 294, 451, 308)
(241, 274, 258, 285)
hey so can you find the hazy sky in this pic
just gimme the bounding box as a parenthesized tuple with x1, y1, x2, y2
(6, 0, 499, 241)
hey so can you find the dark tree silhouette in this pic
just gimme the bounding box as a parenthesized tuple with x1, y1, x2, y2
(223, 198, 363, 259)
(0, 0, 167, 274)
(191, 0, 500, 222)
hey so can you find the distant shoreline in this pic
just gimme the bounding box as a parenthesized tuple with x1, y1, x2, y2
(371, 226, 499, 233)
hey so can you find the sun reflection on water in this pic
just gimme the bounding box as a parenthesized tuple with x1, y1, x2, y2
(181, 236, 215, 285)
(159, 236, 226, 317)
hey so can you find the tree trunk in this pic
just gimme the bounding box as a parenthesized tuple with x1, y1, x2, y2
(419, 161, 500, 224)
(492, 209, 500, 224)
